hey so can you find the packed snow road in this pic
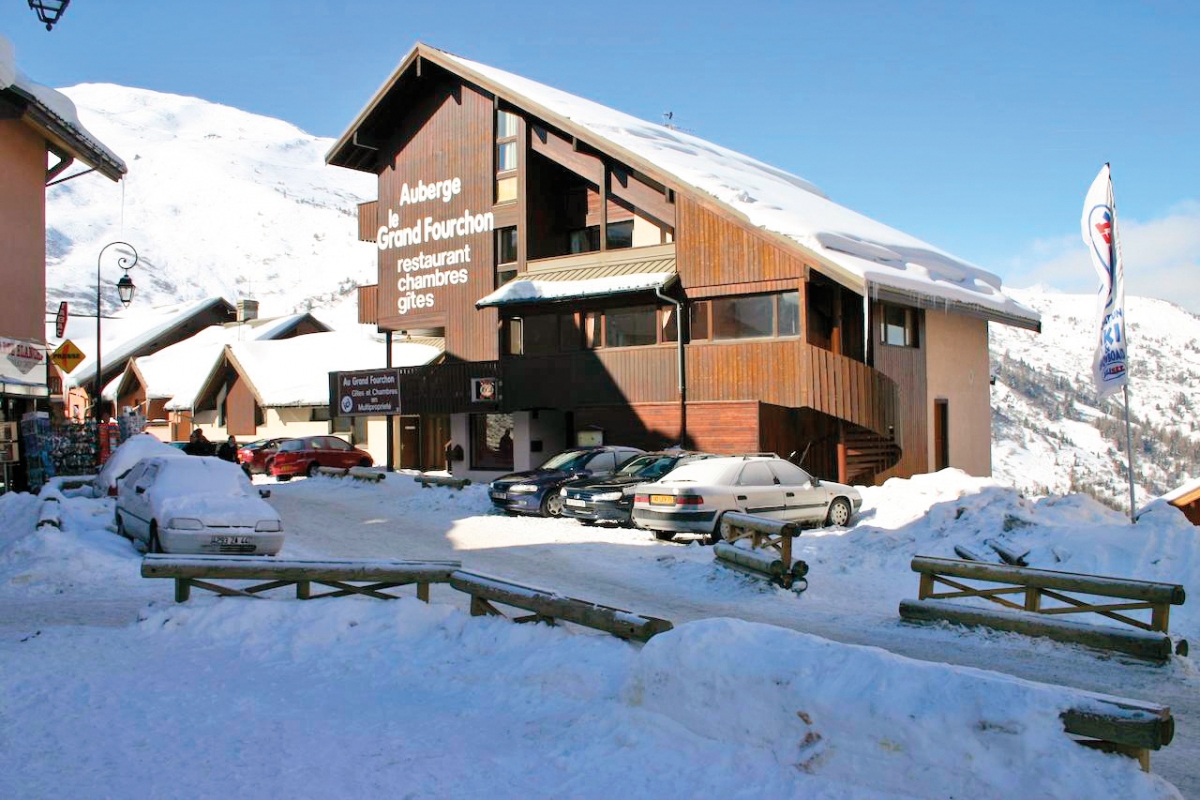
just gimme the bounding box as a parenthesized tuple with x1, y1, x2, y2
(270, 473, 1200, 794)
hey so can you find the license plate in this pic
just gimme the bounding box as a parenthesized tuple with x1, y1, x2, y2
(650, 494, 676, 506)
(565, 498, 586, 508)
(491, 491, 507, 500)
(212, 535, 251, 545)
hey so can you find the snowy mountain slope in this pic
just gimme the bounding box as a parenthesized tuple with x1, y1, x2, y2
(990, 286, 1200, 506)
(45, 84, 375, 317)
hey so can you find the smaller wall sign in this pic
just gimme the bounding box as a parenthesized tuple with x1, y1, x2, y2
(55, 302, 69, 339)
(51, 339, 85, 374)
(0, 422, 17, 442)
(331, 368, 401, 417)
(471, 377, 500, 403)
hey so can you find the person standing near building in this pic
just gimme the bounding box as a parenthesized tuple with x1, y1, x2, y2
(216, 436, 239, 463)
(183, 429, 215, 456)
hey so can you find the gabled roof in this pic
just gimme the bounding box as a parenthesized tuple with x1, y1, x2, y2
(115, 312, 330, 409)
(56, 297, 237, 390)
(0, 35, 125, 180)
(194, 332, 443, 409)
(329, 44, 1039, 332)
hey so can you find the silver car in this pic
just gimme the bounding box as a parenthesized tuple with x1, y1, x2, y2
(631, 455, 862, 541)
(115, 456, 284, 555)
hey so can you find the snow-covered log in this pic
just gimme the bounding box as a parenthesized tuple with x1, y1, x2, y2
(36, 497, 62, 530)
(142, 555, 462, 603)
(414, 474, 471, 490)
(448, 570, 673, 642)
(348, 467, 385, 482)
(899, 598, 1174, 662)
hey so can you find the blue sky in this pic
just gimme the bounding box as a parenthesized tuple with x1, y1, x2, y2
(5, 1, 1198, 309)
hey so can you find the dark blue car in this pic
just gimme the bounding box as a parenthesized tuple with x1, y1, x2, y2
(488, 446, 643, 517)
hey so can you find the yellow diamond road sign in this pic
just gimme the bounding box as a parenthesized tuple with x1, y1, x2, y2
(52, 339, 85, 374)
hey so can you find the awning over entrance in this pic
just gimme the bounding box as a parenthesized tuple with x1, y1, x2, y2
(476, 244, 677, 308)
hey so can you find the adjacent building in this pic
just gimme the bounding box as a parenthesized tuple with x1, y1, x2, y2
(324, 44, 1040, 483)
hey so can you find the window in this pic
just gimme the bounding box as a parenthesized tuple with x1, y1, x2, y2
(606, 220, 634, 250)
(661, 305, 679, 343)
(506, 317, 524, 355)
(689, 302, 710, 341)
(495, 109, 519, 205)
(569, 227, 600, 254)
(881, 304, 920, 347)
(583, 311, 602, 349)
(523, 314, 559, 355)
(497, 227, 518, 265)
(585, 451, 617, 473)
(472, 413, 514, 471)
(559, 313, 581, 351)
(737, 462, 778, 486)
(768, 460, 812, 486)
(778, 291, 801, 337)
(497, 269, 517, 287)
(713, 294, 775, 340)
(605, 305, 657, 347)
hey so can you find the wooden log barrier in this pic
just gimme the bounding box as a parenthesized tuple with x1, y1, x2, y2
(716, 512, 807, 588)
(910, 556, 1185, 640)
(899, 599, 1175, 662)
(315, 466, 349, 478)
(448, 570, 673, 643)
(36, 498, 62, 530)
(142, 555, 461, 603)
(414, 474, 471, 490)
(348, 466, 385, 482)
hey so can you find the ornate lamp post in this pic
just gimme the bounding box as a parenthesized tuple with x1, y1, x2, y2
(27, 0, 71, 31)
(94, 242, 137, 422)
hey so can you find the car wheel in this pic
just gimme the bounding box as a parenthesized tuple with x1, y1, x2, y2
(653, 531, 675, 542)
(358, 458, 371, 468)
(148, 524, 163, 555)
(306, 461, 320, 478)
(826, 497, 852, 527)
(707, 512, 727, 545)
(541, 492, 564, 518)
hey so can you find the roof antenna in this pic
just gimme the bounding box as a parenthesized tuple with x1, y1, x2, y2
(662, 111, 675, 130)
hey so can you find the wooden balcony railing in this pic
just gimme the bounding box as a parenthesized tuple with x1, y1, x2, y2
(358, 201, 378, 243)
(357, 284, 378, 325)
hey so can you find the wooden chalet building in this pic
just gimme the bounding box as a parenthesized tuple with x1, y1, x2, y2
(328, 44, 1041, 483)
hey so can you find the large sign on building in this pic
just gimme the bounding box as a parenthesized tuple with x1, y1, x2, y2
(330, 368, 401, 416)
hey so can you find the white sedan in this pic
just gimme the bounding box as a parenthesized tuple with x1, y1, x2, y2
(631, 455, 862, 541)
(115, 456, 284, 555)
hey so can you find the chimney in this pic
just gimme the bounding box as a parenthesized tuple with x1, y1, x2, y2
(237, 299, 259, 323)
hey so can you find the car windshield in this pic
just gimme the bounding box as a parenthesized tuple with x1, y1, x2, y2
(617, 455, 678, 479)
(538, 450, 593, 471)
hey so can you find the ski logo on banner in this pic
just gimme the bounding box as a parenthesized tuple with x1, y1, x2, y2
(1085, 203, 1126, 388)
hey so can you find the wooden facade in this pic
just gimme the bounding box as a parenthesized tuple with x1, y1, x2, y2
(328, 45, 1015, 482)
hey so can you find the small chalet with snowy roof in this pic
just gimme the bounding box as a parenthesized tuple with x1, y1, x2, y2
(328, 43, 1040, 482)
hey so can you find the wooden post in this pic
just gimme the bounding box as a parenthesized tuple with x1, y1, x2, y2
(918, 571, 934, 600)
(836, 420, 848, 485)
(1025, 586, 1042, 612)
(174, 578, 191, 603)
(417, 582, 430, 603)
(1151, 603, 1169, 633)
(296, 580, 310, 600)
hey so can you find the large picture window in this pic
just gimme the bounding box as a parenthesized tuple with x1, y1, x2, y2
(471, 413, 514, 471)
(696, 291, 801, 341)
(605, 305, 657, 347)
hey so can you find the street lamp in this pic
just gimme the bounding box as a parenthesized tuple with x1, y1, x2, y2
(27, 0, 70, 31)
(94, 242, 137, 422)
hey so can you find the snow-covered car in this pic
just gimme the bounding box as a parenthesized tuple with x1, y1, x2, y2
(114, 456, 284, 555)
(631, 455, 861, 541)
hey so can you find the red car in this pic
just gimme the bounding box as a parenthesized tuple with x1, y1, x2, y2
(266, 435, 373, 480)
(237, 437, 291, 475)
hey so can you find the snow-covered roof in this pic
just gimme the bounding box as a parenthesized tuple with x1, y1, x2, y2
(54, 297, 234, 389)
(335, 45, 1038, 331)
(478, 272, 676, 308)
(1160, 477, 1200, 506)
(225, 332, 442, 407)
(0, 35, 125, 178)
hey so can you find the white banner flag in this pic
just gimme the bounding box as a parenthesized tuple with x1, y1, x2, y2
(1081, 164, 1128, 398)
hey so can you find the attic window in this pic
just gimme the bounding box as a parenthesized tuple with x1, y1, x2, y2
(881, 304, 920, 348)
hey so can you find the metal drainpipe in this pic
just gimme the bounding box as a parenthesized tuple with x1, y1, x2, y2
(655, 285, 686, 446)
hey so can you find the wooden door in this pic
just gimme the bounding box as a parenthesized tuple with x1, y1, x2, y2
(933, 400, 949, 471)
(399, 415, 421, 470)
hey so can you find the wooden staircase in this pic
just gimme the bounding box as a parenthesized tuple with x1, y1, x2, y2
(843, 423, 901, 485)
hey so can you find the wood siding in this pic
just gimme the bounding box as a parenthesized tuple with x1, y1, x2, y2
(676, 196, 808, 291)
(226, 374, 258, 436)
(573, 401, 761, 454)
(871, 302, 928, 478)
(358, 201, 378, 242)
(358, 284, 378, 325)
(504, 347, 678, 410)
(374, 74, 498, 362)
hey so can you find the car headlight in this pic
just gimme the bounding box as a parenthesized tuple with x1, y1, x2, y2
(167, 517, 204, 531)
(509, 484, 538, 493)
(560, 488, 568, 496)
(593, 491, 623, 502)
(255, 519, 282, 532)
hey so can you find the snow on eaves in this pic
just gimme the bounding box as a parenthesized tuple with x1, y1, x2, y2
(227, 331, 440, 408)
(440, 50, 1038, 329)
(0, 35, 125, 175)
(477, 272, 676, 307)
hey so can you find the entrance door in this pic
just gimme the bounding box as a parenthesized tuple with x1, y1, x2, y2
(422, 415, 451, 471)
(399, 415, 421, 470)
(934, 400, 949, 471)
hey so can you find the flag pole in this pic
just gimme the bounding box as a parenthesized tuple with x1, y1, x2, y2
(1122, 384, 1137, 523)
